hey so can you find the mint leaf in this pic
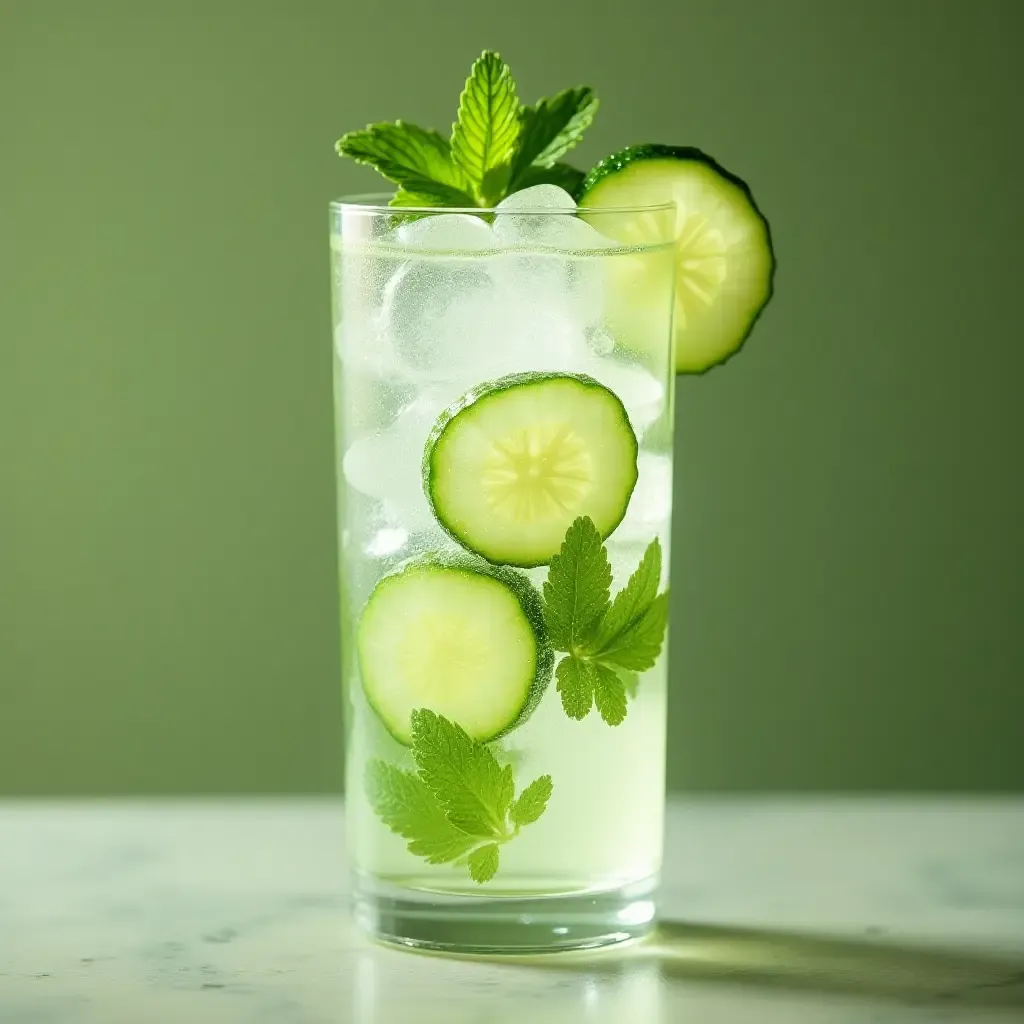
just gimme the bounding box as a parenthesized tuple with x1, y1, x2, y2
(510, 774, 553, 827)
(367, 710, 554, 884)
(529, 89, 598, 167)
(411, 709, 510, 837)
(451, 51, 520, 202)
(595, 538, 661, 646)
(542, 516, 612, 651)
(513, 162, 586, 196)
(592, 662, 628, 726)
(555, 655, 594, 720)
(468, 842, 501, 883)
(543, 525, 670, 726)
(365, 760, 476, 864)
(336, 121, 474, 204)
(336, 56, 599, 207)
(511, 88, 598, 184)
(555, 658, 627, 726)
(593, 591, 670, 672)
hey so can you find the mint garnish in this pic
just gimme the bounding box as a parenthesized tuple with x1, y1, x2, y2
(591, 538, 670, 671)
(451, 51, 521, 205)
(555, 657, 629, 726)
(511, 87, 599, 182)
(543, 515, 612, 651)
(335, 50, 598, 208)
(467, 842, 501, 883)
(335, 121, 476, 208)
(543, 517, 669, 725)
(366, 709, 552, 884)
(509, 774, 554, 827)
(365, 760, 478, 864)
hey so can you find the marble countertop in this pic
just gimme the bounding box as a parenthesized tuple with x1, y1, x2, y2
(2, 798, 1023, 1023)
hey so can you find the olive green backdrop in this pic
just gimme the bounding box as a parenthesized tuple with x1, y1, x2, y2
(2, 0, 1021, 795)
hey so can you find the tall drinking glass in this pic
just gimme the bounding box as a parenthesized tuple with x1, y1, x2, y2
(330, 196, 677, 953)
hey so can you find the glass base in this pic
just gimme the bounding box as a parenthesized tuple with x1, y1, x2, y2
(353, 874, 658, 955)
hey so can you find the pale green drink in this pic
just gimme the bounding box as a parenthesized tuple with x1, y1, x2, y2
(332, 198, 676, 948)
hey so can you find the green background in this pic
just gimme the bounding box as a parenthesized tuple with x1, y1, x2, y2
(2, 0, 1022, 795)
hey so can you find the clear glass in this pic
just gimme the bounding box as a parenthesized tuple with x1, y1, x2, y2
(330, 194, 677, 953)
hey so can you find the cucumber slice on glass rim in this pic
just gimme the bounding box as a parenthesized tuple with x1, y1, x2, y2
(579, 144, 775, 374)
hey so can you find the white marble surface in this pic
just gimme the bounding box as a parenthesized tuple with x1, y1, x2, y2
(2, 798, 1023, 1023)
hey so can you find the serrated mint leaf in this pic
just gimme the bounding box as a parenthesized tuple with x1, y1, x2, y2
(451, 51, 520, 201)
(468, 842, 500, 883)
(365, 760, 476, 864)
(335, 56, 600, 207)
(367, 710, 554, 884)
(410, 709, 509, 838)
(595, 538, 662, 646)
(513, 162, 586, 196)
(595, 591, 670, 672)
(336, 121, 474, 204)
(555, 657, 627, 726)
(368, 711, 553, 884)
(592, 662, 628, 726)
(510, 774, 552, 827)
(511, 87, 598, 185)
(546, 524, 670, 726)
(555, 655, 594, 720)
(542, 516, 612, 652)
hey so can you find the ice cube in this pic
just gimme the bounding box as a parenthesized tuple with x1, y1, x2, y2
(607, 453, 673, 591)
(495, 183, 577, 213)
(334, 321, 398, 377)
(584, 357, 667, 435)
(379, 186, 624, 387)
(380, 257, 496, 381)
(507, 216, 616, 254)
(395, 212, 496, 252)
(382, 256, 592, 386)
(334, 246, 400, 373)
(482, 289, 588, 376)
(381, 213, 499, 382)
(493, 187, 616, 332)
(614, 452, 674, 543)
(341, 394, 445, 529)
(493, 186, 616, 252)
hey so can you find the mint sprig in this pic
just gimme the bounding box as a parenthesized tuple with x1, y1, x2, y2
(365, 760, 478, 864)
(335, 121, 475, 207)
(510, 87, 598, 185)
(335, 50, 597, 208)
(542, 515, 612, 651)
(542, 517, 669, 725)
(451, 51, 521, 205)
(366, 709, 552, 884)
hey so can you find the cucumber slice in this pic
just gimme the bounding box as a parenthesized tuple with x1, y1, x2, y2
(424, 372, 638, 567)
(579, 145, 775, 374)
(357, 556, 553, 745)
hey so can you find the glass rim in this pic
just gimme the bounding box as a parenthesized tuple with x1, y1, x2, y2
(331, 192, 677, 216)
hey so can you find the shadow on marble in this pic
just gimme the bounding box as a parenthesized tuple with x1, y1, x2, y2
(451, 921, 1024, 1012)
(644, 921, 1024, 1009)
